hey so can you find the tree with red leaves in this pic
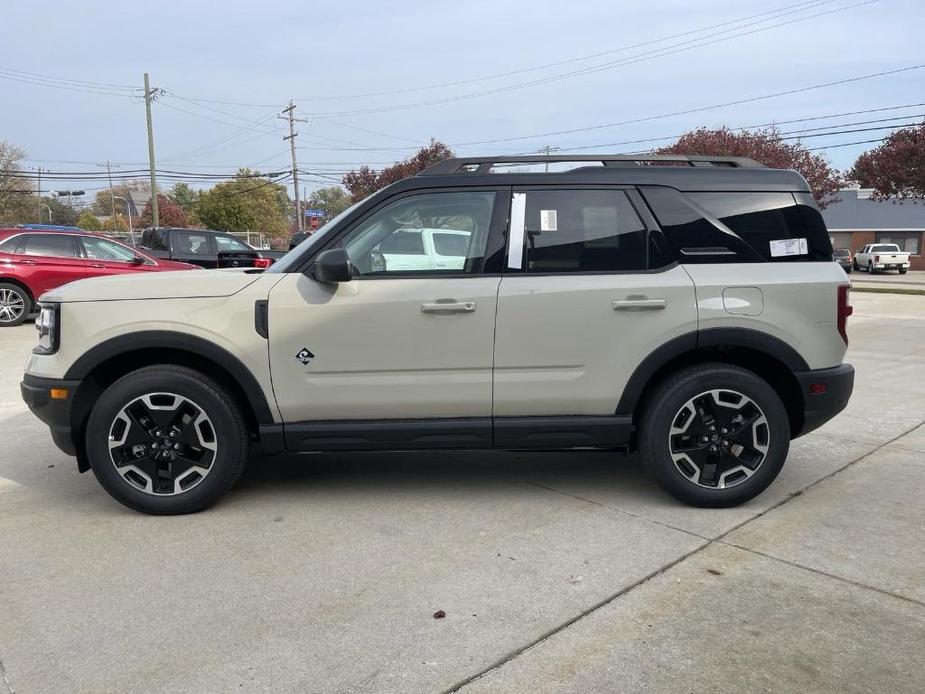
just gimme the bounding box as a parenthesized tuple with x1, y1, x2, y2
(343, 139, 453, 202)
(849, 124, 925, 200)
(657, 126, 843, 207)
(139, 193, 189, 227)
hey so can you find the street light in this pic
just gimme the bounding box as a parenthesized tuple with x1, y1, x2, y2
(113, 195, 134, 246)
(41, 203, 52, 223)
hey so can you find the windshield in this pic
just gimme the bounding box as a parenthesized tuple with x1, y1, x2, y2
(266, 200, 364, 273)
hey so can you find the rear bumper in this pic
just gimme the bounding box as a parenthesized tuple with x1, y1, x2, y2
(21, 374, 81, 456)
(793, 363, 854, 437)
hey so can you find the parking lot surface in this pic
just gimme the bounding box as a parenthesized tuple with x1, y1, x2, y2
(1, 292, 923, 693)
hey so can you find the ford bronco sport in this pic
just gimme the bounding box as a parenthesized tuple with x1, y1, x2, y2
(21, 155, 854, 515)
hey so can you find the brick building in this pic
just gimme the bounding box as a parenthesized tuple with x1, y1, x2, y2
(822, 185, 924, 270)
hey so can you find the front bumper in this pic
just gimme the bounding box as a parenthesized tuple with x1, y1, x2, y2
(21, 374, 82, 457)
(794, 363, 854, 436)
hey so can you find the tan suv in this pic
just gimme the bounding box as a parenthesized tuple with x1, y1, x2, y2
(21, 155, 855, 514)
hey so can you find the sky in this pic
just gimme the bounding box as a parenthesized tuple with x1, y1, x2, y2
(2, 0, 923, 200)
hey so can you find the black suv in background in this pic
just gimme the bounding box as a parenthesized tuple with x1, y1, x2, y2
(139, 227, 278, 268)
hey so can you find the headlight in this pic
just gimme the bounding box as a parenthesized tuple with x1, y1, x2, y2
(33, 303, 59, 355)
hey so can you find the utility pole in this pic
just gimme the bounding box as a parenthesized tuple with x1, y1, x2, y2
(279, 101, 302, 233)
(97, 161, 118, 228)
(537, 145, 560, 173)
(144, 72, 160, 227)
(36, 167, 42, 222)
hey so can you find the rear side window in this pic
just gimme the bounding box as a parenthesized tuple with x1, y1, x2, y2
(21, 234, 79, 258)
(379, 230, 425, 255)
(641, 187, 831, 263)
(518, 189, 648, 273)
(141, 229, 168, 251)
(432, 232, 469, 257)
(173, 232, 212, 256)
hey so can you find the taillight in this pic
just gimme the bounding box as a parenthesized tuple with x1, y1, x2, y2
(253, 257, 272, 269)
(837, 284, 852, 345)
(874, 255, 880, 262)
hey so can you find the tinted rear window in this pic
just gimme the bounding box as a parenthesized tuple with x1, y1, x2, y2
(21, 234, 79, 258)
(641, 187, 831, 263)
(380, 230, 425, 255)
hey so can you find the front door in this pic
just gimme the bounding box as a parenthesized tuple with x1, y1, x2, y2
(492, 187, 697, 420)
(268, 188, 507, 437)
(79, 235, 154, 278)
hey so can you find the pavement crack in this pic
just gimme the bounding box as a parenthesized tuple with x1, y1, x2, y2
(0, 658, 15, 694)
(524, 479, 710, 541)
(447, 418, 925, 693)
(440, 537, 713, 694)
(717, 540, 925, 609)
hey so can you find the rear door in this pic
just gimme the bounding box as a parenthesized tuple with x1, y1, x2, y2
(492, 187, 697, 426)
(13, 233, 87, 296)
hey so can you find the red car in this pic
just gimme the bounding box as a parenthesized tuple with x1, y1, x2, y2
(0, 228, 197, 326)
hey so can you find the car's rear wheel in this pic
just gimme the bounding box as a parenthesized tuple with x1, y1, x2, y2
(868, 261, 875, 274)
(852, 260, 859, 271)
(638, 363, 790, 507)
(85, 365, 249, 514)
(899, 268, 907, 274)
(0, 283, 31, 327)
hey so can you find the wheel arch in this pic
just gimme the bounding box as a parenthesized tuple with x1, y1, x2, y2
(0, 277, 36, 304)
(66, 332, 275, 469)
(618, 329, 807, 441)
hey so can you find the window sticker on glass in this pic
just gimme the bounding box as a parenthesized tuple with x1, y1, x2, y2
(769, 237, 808, 257)
(540, 209, 558, 232)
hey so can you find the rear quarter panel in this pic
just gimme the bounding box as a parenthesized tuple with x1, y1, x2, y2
(683, 262, 849, 370)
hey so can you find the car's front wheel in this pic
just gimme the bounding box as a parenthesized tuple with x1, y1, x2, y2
(85, 365, 249, 514)
(0, 283, 31, 327)
(900, 268, 908, 274)
(638, 363, 790, 507)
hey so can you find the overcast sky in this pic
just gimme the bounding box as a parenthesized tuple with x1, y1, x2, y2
(2, 0, 923, 198)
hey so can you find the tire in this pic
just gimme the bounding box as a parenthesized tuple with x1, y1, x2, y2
(852, 260, 858, 271)
(638, 363, 790, 508)
(899, 268, 907, 275)
(844, 266, 852, 274)
(85, 365, 249, 514)
(868, 262, 875, 274)
(0, 282, 32, 327)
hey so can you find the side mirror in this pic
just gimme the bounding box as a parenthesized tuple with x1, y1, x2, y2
(311, 248, 352, 283)
(131, 254, 145, 265)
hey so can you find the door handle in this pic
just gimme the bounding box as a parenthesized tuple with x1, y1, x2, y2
(17, 259, 37, 265)
(89, 263, 105, 268)
(421, 300, 476, 314)
(612, 297, 667, 311)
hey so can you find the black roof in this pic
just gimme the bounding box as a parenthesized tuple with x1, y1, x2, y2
(385, 155, 811, 194)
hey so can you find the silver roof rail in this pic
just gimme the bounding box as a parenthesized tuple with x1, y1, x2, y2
(418, 154, 765, 175)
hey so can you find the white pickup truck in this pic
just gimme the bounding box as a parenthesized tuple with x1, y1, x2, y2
(853, 243, 911, 274)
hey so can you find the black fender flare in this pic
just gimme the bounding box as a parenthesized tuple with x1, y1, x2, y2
(64, 330, 275, 425)
(616, 327, 809, 414)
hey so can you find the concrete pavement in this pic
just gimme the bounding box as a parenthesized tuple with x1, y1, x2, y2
(0, 292, 923, 693)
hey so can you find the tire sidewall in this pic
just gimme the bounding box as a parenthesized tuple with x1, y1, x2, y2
(86, 368, 247, 514)
(640, 366, 790, 507)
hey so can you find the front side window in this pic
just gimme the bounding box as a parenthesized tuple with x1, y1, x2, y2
(214, 234, 251, 252)
(342, 191, 495, 276)
(82, 236, 140, 262)
(514, 189, 648, 273)
(173, 232, 212, 256)
(21, 234, 79, 258)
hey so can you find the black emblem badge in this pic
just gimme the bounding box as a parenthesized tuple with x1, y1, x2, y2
(295, 347, 315, 365)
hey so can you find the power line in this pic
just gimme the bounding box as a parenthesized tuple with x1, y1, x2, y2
(296, 0, 876, 117)
(453, 63, 925, 146)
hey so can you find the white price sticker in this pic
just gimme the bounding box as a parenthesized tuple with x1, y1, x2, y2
(769, 237, 808, 257)
(540, 209, 558, 231)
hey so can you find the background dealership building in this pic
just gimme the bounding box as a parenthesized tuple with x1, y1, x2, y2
(823, 185, 925, 270)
